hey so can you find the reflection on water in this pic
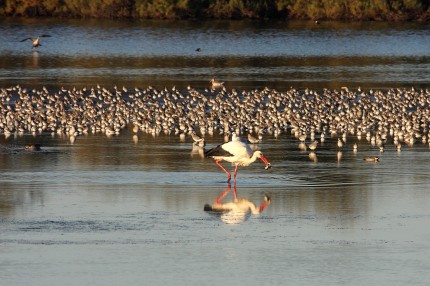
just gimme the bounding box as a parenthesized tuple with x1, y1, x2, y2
(1, 18, 430, 90)
(1, 131, 430, 218)
(204, 183, 271, 224)
(1, 17, 430, 286)
(1, 132, 430, 286)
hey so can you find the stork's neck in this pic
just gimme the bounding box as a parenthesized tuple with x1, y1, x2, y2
(249, 203, 260, 214)
(249, 200, 269, 214)
(245, 151, 260, 164)
(232, 151, 260, 166)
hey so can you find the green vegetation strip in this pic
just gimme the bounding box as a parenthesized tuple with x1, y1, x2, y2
(0, 0, 429, 21)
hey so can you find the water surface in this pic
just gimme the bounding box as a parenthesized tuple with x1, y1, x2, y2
(1, 132, 430, 286)
(1, 18, 430, 90)
(1, 18, 430, 286)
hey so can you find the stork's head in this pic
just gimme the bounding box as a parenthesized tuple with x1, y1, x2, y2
(256, 151, 271, 169)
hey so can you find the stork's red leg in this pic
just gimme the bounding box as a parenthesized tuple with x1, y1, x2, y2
(216, 160, 231, 182)
(233, 165, 239, 181)
(215, 184, 231, 204)
(233, 182, 238, 201)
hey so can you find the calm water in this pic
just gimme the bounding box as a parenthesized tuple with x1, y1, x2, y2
(1, 132, 430, 285)
(1, 18, 430, 286)
(1, 18, 430, 90)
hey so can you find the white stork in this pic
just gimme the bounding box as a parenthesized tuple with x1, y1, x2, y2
(204, 140, 271, 183)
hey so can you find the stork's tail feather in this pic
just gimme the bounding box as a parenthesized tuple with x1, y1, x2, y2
(204, 144, 233, 158)
(204, 145, 221, 157)
(204, 204, 213, 211)
(204, 148, 214, 158)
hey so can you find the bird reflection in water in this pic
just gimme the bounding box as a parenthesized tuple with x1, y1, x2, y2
(32, 51, 39, 67)
(204, 183, 271, 224)
(191, 144, 205, 158)
(309, 151, 318, 163)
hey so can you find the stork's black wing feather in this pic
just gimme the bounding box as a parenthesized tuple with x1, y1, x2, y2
(204, 144, 233, 158)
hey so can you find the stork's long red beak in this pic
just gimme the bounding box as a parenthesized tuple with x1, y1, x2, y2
(260, 155, 272, 170)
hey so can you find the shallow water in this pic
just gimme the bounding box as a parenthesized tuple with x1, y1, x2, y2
(1, 131, 430, 286)
(1, 18, 430, 285)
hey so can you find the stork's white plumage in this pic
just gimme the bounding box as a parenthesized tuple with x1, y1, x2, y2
(205, 140, 271, 183)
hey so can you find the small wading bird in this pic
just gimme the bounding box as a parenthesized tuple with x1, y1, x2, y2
(308, 140, 318, 151)
(204, 184, 271, 224)
(247, 133, 261, 144)
(20, 35, 51, 48)
(210, 78, 224, 89)
(204, 138, 271, 183)
(190, 131, 205, 147)
(337, 138, 343, 149)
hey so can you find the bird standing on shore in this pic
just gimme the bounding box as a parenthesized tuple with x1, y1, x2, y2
(20, 35, 51, 48)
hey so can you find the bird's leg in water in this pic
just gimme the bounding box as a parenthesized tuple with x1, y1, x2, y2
(215, 184, 231, 205)
(233, 165, 239, 182)
(233, 181, 238, 201)
(216, 160, 231, 182)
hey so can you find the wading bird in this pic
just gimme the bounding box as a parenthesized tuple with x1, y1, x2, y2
(247, 133, 261, 144)
(204, 139, 271, 183)
(190, 131, 205, 147)
(210, 78, 224, 89)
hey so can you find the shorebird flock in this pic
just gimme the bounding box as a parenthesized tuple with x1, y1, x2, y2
(1, 84, 430, 152)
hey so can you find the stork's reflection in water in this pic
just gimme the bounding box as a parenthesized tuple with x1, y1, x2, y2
(204, 183, 271, 224)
